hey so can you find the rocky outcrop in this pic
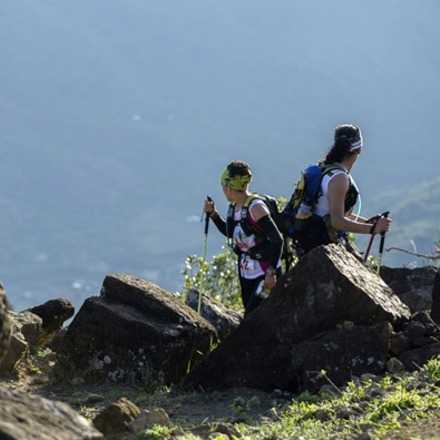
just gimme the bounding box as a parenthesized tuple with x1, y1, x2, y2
(0, 330, 27, 373)
(0, 311, 43, 374)
(9, 311, 43, 347)
(185, 289, 242, 339)
(400, 343, 440, 371)
(288, 322, 393, 392)
(0, 283, 11, 362)
(0, 387, 103, 439)
(185, 245, 410, 392)
(392, 311, 440, 370)
(381, 266, 437, 313)
(431, 269, 440, 324)
(60, 273, 217, 385)
(28, 298, 74, 342)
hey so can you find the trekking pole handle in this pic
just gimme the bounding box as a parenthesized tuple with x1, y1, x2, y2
(205, 196, 213, 235)
(378, 211, 390, 253)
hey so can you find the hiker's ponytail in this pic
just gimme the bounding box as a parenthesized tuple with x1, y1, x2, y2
(325, 124, 362, 164)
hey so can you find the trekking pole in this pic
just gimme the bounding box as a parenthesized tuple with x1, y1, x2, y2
(376, 211, 390, 275)
(198, 196, 212, 313)
(363, 230, 376, 263)
(202, 196, 212, 261)
(363, 215, 380, 263)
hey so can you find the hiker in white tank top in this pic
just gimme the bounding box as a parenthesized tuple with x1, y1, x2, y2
(297, 124, 392, 254)
(315, 166, 359, 218)
(321, 125, 391, 236)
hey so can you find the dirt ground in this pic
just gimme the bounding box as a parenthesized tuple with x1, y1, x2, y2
(0, 351, 291, 439)
(3, 352, 440, 440)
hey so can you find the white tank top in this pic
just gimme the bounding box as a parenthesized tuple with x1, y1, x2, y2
(315, 169, 353, 217)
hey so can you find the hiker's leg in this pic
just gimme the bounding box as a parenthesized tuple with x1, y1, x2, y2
(238, 273, 252, 310)
(242, 275, 265, 316)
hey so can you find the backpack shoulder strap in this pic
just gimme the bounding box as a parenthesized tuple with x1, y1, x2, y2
(243, 193, 261, 208)
(226, 203, 236, 239)
(321, 163, 349, 178)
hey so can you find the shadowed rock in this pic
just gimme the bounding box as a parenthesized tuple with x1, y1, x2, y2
(60, 273, 217, 384)
(28, 298, 74, 337)
(0, 283, 11, 362)
(185, 245, 410, 391)
(431, 269, 440, 324)
(288, 322, 393, 392)
(381, 266, 437, 313)
(185, 289, 242, 339)
(399, 343, 440, 371)
(0, 387, 103, 439)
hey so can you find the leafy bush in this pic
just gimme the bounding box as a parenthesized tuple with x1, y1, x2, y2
(182, 245, 242, 309)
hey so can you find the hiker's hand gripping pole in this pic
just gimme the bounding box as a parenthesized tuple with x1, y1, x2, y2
(363, 211, 390, 263)
(376, 211, 390, 275)
(363, 215, 380, 263)
(198, 196, 213, 314)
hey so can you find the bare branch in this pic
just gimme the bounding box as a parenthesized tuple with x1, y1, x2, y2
(385, 246, 440, 261)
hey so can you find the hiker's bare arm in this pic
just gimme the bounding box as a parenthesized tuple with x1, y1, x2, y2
(347, 212, 369, 223)
(328, 175, 374, 234)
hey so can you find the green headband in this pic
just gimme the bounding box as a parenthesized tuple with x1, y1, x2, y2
(220, 168, 252, 191)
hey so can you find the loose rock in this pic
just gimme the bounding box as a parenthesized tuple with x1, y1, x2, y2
(93, 397, 141, 436)
(0, 387, 103, 439)
(387, 357, 405, 374)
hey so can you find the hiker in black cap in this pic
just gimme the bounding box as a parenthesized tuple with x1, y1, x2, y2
(295, 124, 392, 253)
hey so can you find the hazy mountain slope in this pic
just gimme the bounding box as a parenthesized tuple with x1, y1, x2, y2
(372, 177, 440, 263)
(0, 0, 439, 308)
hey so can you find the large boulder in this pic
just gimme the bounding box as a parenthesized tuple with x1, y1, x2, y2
(0, 283, 11, 362)
(288, 322, 393, 392)
(431, 269, 440, 324)
(185, 289, 242, 339)
(60, 273, 217, 384)
(381, 266, 437, 313)
(185, 245, 410, 392)
(0, 387, 103, 439)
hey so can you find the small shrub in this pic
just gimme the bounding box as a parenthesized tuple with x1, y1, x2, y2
(137, 424, 173, 440)
(182, 246, 242, 309)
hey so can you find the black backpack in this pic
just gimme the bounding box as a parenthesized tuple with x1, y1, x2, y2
(225, 194, 293, 268)
(226, 193, 283, 240)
